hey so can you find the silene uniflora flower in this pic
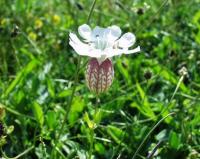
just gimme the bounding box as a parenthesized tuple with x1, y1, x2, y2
(69, 24, 140, 94)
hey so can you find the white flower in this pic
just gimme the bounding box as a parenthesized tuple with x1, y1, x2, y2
(69, 24, 140, 63)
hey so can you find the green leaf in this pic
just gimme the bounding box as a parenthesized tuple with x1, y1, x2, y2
(116, 58, 131, 85)
(95, 143, 105, 155)
(133, 82, 155, 118)
(156, 129, 167, 141)
(46, 111, 57, 129)
(5, 60, 39, 97)
(58, 85, 84, 98)
(190, 103, 200, 126)
(94, 109, 102, 125)
(106, 125, 128, 149)
(32, 102, 44, 126)
(47, 78, 55, 98)
(6, 125, 14, 134)
(193, 10, 200, 28)
(169, 131, 181, 149)
(153, 65, 188, 93)
(0, 104, 5, 120)
(83, 112, 96, 129)
(15, 0, 25, 12)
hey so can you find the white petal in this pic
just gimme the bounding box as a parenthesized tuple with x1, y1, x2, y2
(78, 24, 92, 41)
(107, 25, 122, 41)
(106, 46, 140, 57)
(69, 33, 90, 56)
(101, 48, 118, 58)
(69, 40, 89, 56)
(69, 33, 102, 58)
(69, 33, 88, 47)
(123, 46, 141, 54)
(70, 42, 101, 58)
(118, 32, 136, 48)
(89, 49, 102, 58)
(92, 26, 106, 39)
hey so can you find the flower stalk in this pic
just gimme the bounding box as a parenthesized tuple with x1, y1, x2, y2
(51, 0, 98, 158)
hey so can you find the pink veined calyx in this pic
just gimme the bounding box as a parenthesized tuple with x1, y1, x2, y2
(69, 24, 140, 94)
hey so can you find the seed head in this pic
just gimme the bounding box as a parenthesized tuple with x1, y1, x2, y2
(144, 70, 152, 80)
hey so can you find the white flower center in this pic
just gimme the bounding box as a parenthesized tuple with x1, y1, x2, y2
(94, 35, 108, 50)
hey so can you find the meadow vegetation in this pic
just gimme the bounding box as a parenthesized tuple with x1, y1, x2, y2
(0, 0, 200, 158)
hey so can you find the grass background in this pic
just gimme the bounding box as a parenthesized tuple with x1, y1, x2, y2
(0, 0, 200, 158)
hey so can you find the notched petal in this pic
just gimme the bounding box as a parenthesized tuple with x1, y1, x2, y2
(118, 32, 136, 48)
(78, 24, 92, 41)
(108, 25, 122, 40)
(92, 26, 106, 39)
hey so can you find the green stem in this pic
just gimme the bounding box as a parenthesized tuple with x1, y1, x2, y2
(55, 55, 82, 141)
(51, 0, 98, 158)
(132, 112, 175, 159)
(88, 96, 100, 159)
(1, 146, 34, 159)
(158, 75, 184, 117)
(50, 57, 82, 158)
(87, 0, 98, 24)
(88, 128, 95, 159)
(0, 103, 35, 121)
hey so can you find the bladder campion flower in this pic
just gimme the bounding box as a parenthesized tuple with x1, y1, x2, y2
(69, 24, 140, 94)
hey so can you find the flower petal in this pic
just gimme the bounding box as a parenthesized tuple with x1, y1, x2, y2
(69, 33, 102, 58)
(118, 32, 136, 48)
(78, 24, 92, 41)
(69, 32, 87, 46)
(105, 46, 140, 57)
(107, 25, 122, 41)
(89, 49, 102, 58)
(92, 26, 106, 39)
(69, 32, 90, 56)
(123, 46, 141, 54)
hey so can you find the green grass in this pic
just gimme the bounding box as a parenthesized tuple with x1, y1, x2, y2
(0, 0, 200, 158)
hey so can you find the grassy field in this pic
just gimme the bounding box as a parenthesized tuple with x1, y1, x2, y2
(0, 0, 200, 158)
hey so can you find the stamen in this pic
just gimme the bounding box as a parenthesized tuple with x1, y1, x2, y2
(96, 36, 100, 49)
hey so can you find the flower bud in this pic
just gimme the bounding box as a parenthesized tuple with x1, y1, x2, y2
(85, 58, 114, 94)
(144, 70, 152, 80)
(137, 8, 144, 15)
